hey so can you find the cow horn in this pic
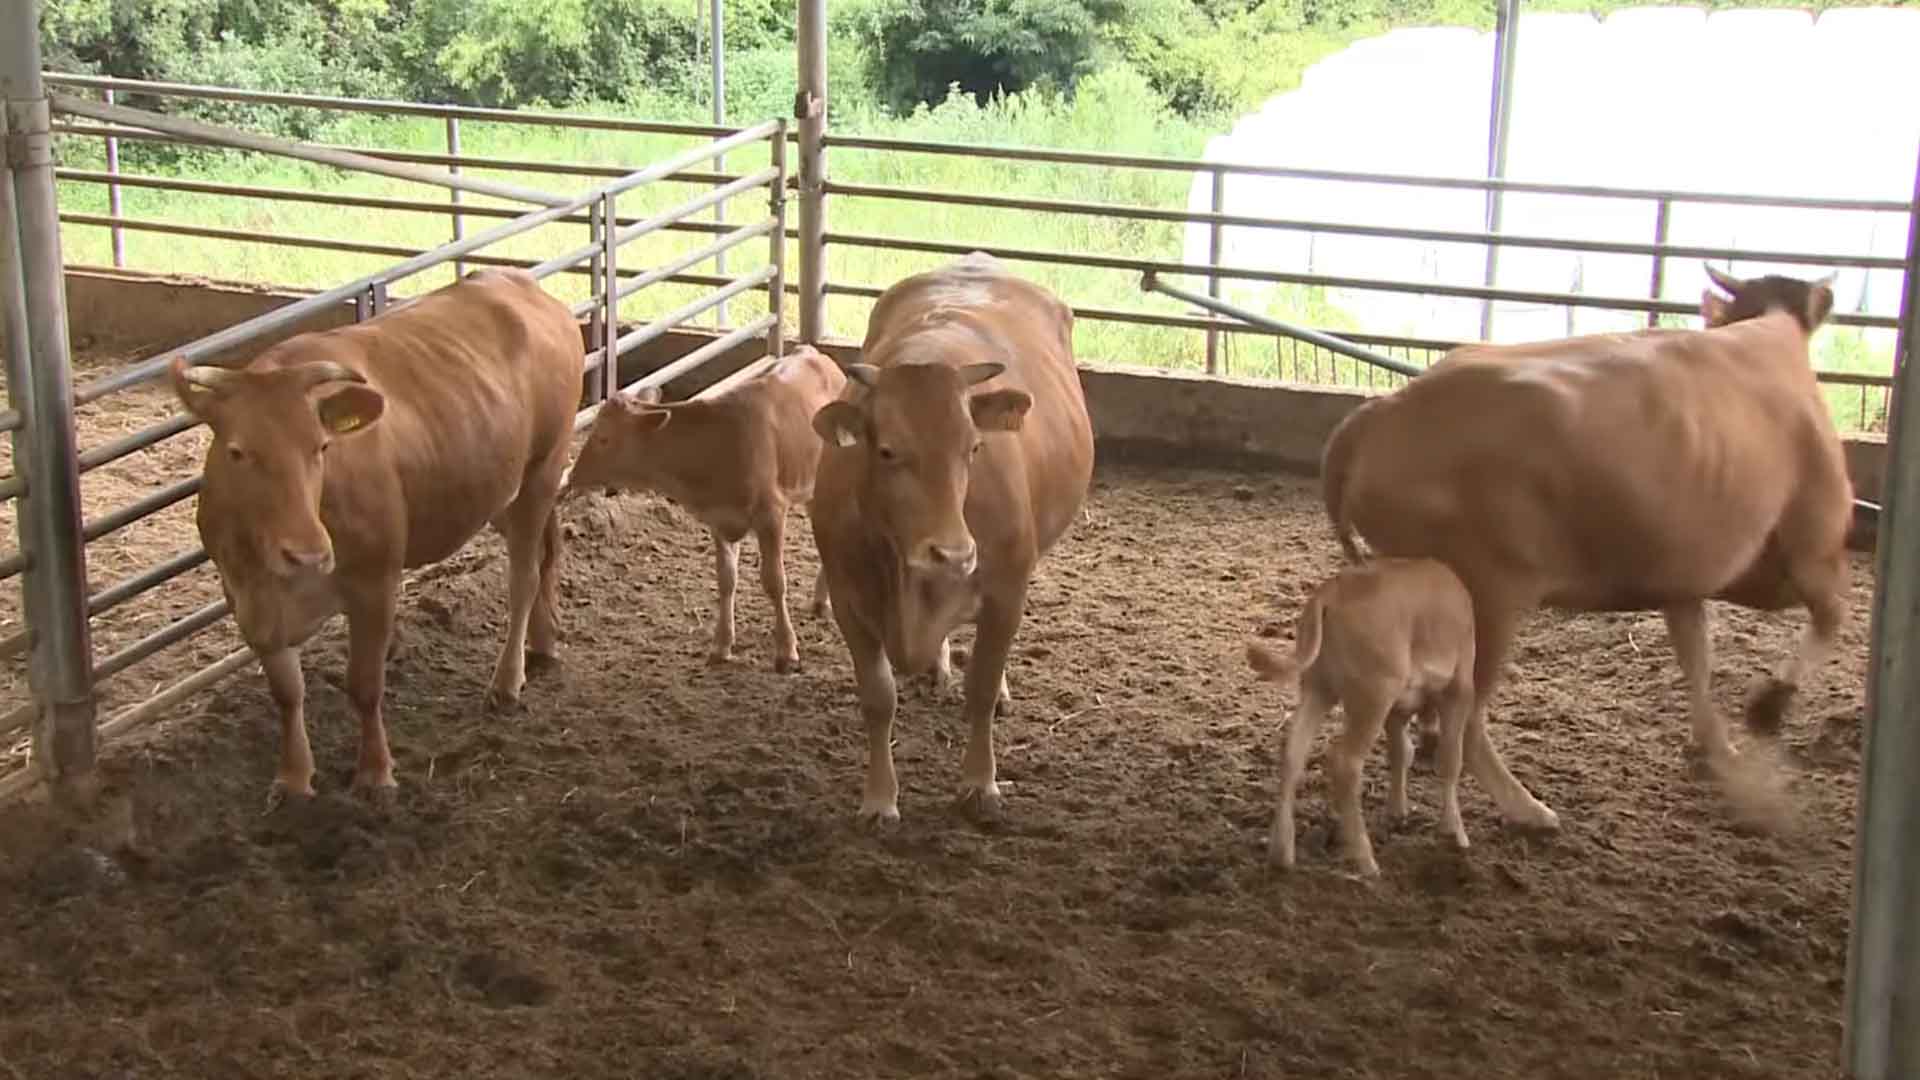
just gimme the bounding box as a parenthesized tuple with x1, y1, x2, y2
(960, 361, 1005, 386)
(846, 363, 880, 387)
(181, 364, 241, 390)
(290, 361, 367, 390)
(1702, 263, 1742, 296)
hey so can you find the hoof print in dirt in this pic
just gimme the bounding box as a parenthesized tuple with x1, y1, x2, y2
(28, 844, 128, 902)
(459, 950, 556, 1009)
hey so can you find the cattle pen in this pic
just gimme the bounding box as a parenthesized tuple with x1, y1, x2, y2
(6, 0, 1920, 1075)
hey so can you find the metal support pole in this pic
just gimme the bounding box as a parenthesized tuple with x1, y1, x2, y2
(795, 0, 829, 344)
(1479, 0, 1520, 342)
(1204, 167, 1226, 376)
(2, 16, 100, 789)
(103, 88, 124, 268)
(711, 0, 728, 328)
(587, 199, 607, 399)
(600, 193, 618, 402)
(769, 119, 788, 360)
(1647, 197, 1671, 328)
(1844, 138, 1920, 1080)
(447, 117, 465, 281)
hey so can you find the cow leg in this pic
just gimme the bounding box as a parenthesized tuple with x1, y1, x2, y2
(1665, 600, 1737, 766)
(754, 514, 801, 674)
(1384, 710, 1412, 822)
(1269, 683, 1330, 869)
(709, 529, 741, 667)
(488, 484, 557, 708)
(261, 647, 315, 804)
(1463, 601, 1561, 831)
(342, 577, 401, 798)
(1330, 688, 1393, 877)
(527, 503, 563, 668)
(1748, 552, 1848, 734)
(840, 617, 900, 824)
(1436, 686, 1471, 851)
(957, 587, 1025, 819)
(810, 565, 832, 620)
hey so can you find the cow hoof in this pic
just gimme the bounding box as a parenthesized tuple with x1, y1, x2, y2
(263, 778, 315, 815)
(955, 784, 1004, 822)
(774, 654, 800, 675)
(706, 650, 735, 669)
(352, 779, 399, 811)
(484, 686, 524, 713)
(1507, 804, 1561, 833)
(857, 801, 901, 828)
(1744, 678, 1796, 735)
(993, 693, 1012, 718)
(524, 651, 562, 679)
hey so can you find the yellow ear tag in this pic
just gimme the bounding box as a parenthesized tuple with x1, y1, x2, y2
(327, 413, 364, 435)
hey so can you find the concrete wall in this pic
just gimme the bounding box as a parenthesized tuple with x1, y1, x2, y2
(56, 266, 1890, 506)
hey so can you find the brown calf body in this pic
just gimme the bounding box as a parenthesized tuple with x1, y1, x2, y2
(1320, 266, 1851, 829)
(566, 346, 847, 671)
(170, 268, 584, 802)
(810, 253, 1095, 822)
(1248, 557, 1476, 877)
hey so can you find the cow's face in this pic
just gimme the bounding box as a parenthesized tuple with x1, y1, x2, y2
(1700, 264, 1835, 333)
(170, 356, 385, 579)
(814, 360, 1031, 582)
(564, 386, 666, 498)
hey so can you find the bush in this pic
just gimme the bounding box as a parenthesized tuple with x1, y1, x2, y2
(840, 0, 1130, 116)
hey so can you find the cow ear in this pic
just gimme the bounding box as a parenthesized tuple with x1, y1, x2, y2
(315, 384, 386, 436)
(631, 406, 672, 434)
(970, 388, 1031, 433)
(1699, 287, 1731, 328)
(1804, 277, 1835, 329)
(813, 400, 866, 448)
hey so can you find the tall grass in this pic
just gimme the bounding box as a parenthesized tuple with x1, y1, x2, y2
(51, 63, 1894, 431)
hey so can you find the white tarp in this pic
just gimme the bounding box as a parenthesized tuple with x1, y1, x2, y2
(1186, 6, 1920, 348)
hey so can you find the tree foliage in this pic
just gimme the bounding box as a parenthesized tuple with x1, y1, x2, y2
(839, 0, 1129, 115)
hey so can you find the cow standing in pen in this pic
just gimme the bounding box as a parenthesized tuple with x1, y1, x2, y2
(1320, 264, 1852, 829)
(810, 253, 1095, 822)
(564, 346, 846, 672)
(170, 268, 583, 804)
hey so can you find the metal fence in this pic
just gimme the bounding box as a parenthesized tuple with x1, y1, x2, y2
(32, 73, 1913, 436)
(2, 67, 788, 795)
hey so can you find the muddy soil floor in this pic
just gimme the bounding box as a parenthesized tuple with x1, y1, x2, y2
(0, 349, 1873, 1080)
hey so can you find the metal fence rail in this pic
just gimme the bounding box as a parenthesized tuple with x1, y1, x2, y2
(32, 75, 1908, 438)
(2, 83, 790, 793)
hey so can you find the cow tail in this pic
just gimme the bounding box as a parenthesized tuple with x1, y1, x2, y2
(1246, 592, 1326, 693)
(1321, 406, 1367, 563)
(535, 503, 563, 642)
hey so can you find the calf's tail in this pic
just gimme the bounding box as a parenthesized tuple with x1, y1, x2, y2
(1246, 592, 1326, 692)
(534, 504, 563, 641)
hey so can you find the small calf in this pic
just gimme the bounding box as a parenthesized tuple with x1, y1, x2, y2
(1246, 557, 1476, 877)
(566, 346, 847, 671)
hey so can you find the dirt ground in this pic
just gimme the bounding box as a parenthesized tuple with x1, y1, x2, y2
(0, 348, 1873, 1080)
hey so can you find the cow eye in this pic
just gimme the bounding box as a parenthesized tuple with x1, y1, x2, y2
(968, 440, 984, 458)
(877, 445, 898, 463)
(225, 444, 247, 464)
(319, 439, 333, 455)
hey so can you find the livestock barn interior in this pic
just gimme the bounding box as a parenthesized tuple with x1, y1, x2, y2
(4, 4, 1920, 1078)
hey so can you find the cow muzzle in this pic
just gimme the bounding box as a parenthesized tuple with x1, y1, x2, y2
(908, 539, 978, 579)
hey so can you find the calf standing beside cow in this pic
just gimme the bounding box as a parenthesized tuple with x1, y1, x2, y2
(169, 255, 1850, 877)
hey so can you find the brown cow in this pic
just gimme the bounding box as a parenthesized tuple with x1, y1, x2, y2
(169, 268, 583, 803)
(1320, 264, 1850, 830)
(1247, 557, 1475, 877)
(564, 346, 847, 671)
(810, 253, 1095, 822)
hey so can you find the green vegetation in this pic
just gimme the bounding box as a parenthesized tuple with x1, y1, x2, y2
(38, 0, 1898, 430)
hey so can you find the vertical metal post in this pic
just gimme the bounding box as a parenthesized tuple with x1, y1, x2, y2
(768, 120, 788, 360)
(795, 0, 829, 344)
(586, 199, 606, 400)
(1646, 197, 1671, 328)
(2, 18, 99, 790)
(1478, 0, 1520, 342)
(600, 192, 618, 402)
(1845, 139, 1920, 1080)
(710, 0, 728, 329)
(103, 87, 124, 268)
(1204, 166, 1225, 376)
(446, 117, 465, 282)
